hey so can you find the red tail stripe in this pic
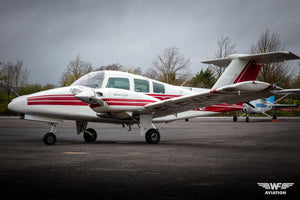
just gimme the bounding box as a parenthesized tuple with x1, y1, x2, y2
(233, 61, 262, 83)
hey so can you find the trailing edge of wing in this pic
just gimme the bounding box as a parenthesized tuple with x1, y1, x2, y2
(145, 81, 277, 117)
(202, 51, 300, 67)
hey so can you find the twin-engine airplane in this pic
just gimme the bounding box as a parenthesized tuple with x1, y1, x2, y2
(8, 51, 300, 145)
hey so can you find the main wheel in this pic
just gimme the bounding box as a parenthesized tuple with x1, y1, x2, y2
(43, 132, 56, 145)
(233, 116, 237, 122)
(145, 129, 160, 144)
(246, 117, 249, 122)
(83, 128, 97, 142)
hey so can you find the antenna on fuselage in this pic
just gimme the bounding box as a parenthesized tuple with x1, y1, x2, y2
(180, 74, 194, 87)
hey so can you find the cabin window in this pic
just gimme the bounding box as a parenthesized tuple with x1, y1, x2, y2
(153, 82, 165, 94)
(71, 71, 104, 88)
(134, 79, 149, 92)
(106, 77, 130, 90)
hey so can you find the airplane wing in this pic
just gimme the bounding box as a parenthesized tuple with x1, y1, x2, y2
(271, 104, 298, 109)
(144, 81, 277, 117)
(272, 88, 300, 95)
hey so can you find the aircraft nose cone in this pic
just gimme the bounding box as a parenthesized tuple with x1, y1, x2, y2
(8, 96, 27, 113)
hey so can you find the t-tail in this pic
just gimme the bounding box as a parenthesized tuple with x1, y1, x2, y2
(202, 51, 299, 89)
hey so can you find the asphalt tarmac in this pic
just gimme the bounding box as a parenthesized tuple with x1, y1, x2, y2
(0, 117, 299, 200)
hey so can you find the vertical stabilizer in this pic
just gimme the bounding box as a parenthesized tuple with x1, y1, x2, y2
(267, 96, 275, 104)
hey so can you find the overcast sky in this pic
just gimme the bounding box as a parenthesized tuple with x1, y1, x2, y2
(1, 0, 300, 85)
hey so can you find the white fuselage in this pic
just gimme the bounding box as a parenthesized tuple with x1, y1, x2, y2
(242, 99, 273, 114)
(8, 71, 213, 124)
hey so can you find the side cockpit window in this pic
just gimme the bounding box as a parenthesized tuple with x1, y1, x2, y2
(134, 79, 149, 92)
(106, 77, 130, 90)
(153, 82, 165, 94)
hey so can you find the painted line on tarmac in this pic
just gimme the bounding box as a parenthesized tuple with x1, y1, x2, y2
(63, 152, 87, 155)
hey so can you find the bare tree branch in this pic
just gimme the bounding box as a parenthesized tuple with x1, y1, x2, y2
(250, 29, 293, 88)
(146, 46, 191, 85)
(60, 54, 94, 86)
(209, 36, 236, 79)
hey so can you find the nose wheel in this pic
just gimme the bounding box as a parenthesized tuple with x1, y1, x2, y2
(43, 123, 57, 145)
(43, 132, 56, 145)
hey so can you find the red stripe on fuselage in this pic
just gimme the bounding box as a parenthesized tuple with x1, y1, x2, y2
(28, 101, 88, 106)
(27, 94, 88, 106)
(103, 98, 156, 103)
(146, 94, 181, 100)
(101, 98, 157, 107)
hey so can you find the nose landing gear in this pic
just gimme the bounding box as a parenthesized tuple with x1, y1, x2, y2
(43, 123, 57, 145)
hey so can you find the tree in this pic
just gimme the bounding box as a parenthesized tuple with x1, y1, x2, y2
(123, 66, 142, 75)
(96, 63, 123, 71)
(250, 29, 293, 88)
(190, 68, 215, 88)
(60, 54, 93, 86)
(146, 46, 191, 85)
(0, 60, 30, 111)
(209, 36, 236, 79)
(0, 60, 30, 90)
(96, 64, 142, 75)
(18, 83, 55, 96)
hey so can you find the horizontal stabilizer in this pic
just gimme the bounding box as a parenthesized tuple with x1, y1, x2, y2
(202, 51, 300, 67)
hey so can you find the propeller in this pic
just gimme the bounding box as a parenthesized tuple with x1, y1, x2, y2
(245, 101, 255, 108)
(71, 87, 107, 106)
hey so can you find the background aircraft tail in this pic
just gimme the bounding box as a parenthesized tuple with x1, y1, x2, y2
(202, 51, 299, 89)
(266, 96, 275, 104)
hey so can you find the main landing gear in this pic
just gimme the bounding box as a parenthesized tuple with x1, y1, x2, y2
(145, 128, 160, 144)
(43, 122, 98, 145)
(83, 128, 97, 142)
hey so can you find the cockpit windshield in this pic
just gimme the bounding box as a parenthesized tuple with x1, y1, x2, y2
(71, 71, 104, 88)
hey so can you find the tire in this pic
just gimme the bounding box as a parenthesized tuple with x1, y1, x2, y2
(43, 132, 56, 145)
(83, 128, 97, 142)
(246, 117, 249, 122)
(145, 129, 160, 144)
(233, 116, 237, 122)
